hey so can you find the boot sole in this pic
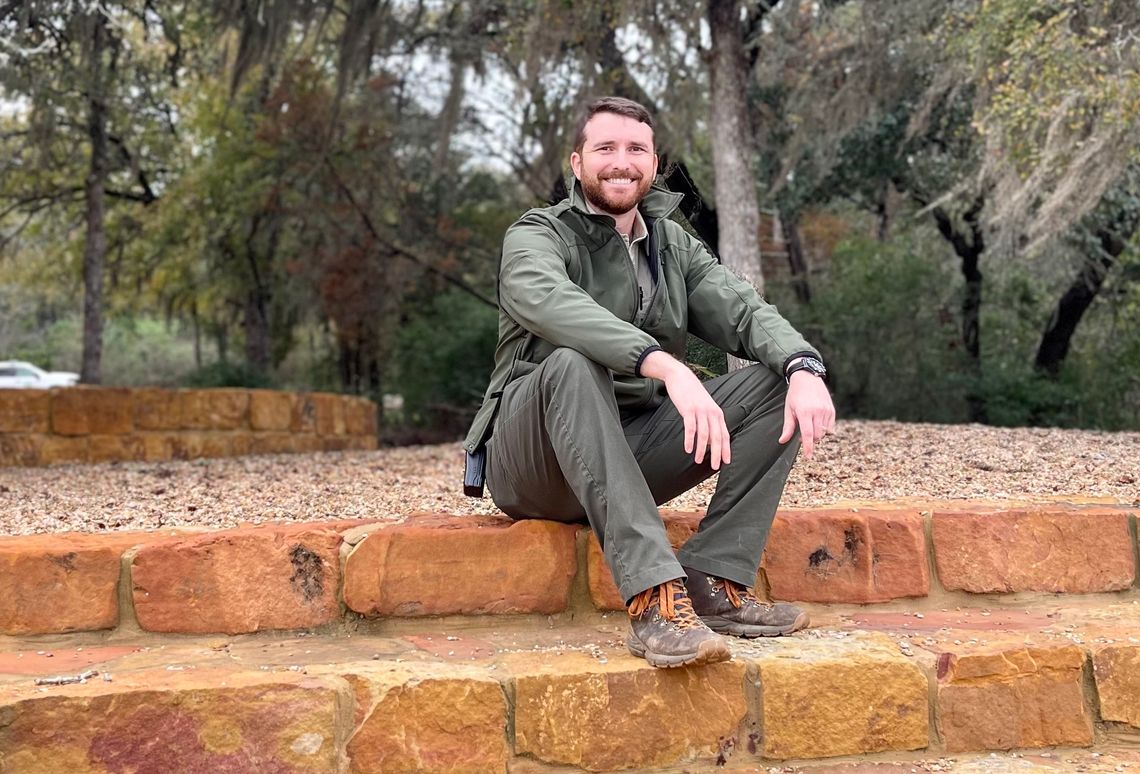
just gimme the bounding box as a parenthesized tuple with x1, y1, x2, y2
(626, 633, 732, 668)
(701, 610, 810, 638)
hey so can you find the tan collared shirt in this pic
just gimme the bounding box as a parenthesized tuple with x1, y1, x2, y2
(585, 201, 655, 326)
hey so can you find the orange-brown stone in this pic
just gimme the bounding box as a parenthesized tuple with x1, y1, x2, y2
(0, 434, 44, 466)
(937, 644, 1093, 751)
(343, 514, 578, 617)
(179, 389, 250, 431)
(37, 435, 89, 465)
(249, 389, 293, 431)
(761, 508, 929, 603)
(51, 387, 134, 436)
(1093, 644, 1140, 728)
(0, 670, 344, 773)
(344, 398, 378, 437)
(509, 652, 748, 771)
(312, 393, 347, 436)
(587, 510, 703, 610)
(291, 394, 318, 433)
(0, 390, 50, 433)
(932, 507, 1135, 593)
(0, 532, 151, 635)
(88, 434, 146, 464)
(250, 432, 298, 455)
(131, 523, 347, 634)
(346, 668, 508, 773)
(132, 387, 184, 430)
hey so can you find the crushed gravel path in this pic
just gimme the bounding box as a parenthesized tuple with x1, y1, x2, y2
(1, 420, 1137, 536)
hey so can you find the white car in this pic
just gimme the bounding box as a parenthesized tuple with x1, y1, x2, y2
(0, 360, 80, 389)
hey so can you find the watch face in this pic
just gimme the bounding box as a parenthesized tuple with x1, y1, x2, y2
(802, 357, 826, 375)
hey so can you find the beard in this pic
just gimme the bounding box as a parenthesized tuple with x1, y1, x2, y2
(580, 170, 653, 215)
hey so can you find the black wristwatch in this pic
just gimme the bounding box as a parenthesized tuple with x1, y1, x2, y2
(785, 356, 827, 384)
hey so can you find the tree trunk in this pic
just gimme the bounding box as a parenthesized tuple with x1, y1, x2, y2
(931, 201, 987, 423)
(780, 207, 812, 303)
(1035, 211, 1140, 375)
(707, 0, 764, 371)
(80, 11, 110, 385)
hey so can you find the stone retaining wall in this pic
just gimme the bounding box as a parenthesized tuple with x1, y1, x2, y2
(0, 502, 1134, 637)
(0, 387, 378, 466)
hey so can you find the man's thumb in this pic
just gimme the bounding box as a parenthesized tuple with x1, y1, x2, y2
(778, 407, 795, 444)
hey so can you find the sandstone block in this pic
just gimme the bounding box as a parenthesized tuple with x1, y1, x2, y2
(0, 390, 50, 433)
(0, 671, 343, 773)
(51, 387, 134, 436)
(344, 435, 377, 451)
(132, 387, 184, 430)
(180, 389, 249, 431)
(343, 515, 578, 617)
(753, 632, 929, 759)
(312, 393, 347, 436)
(0, 533, 147, 634)
(1093, 644, 1140, 728)
(761, 509, 929, 603)
(229, 431, 254, 456)
(249, 389, 293, 431)
(932, 507, 1135, 593)
(292, 394, 318, 433)
(88, 434, 146, 464)
(510, 652, 748, 771)
(166, 431, 232, 460)
(37, 435, 89, 465)
(0, 434, 43, 466)
(131, 523, 346, 634)
(937, 644, 1092, 751)
(587, 510, 704, 610)
(250, 432, 298, 455)
(344, 397, 378, 437)
(346, 669, 508, 773)
(319, 436, 350, 452)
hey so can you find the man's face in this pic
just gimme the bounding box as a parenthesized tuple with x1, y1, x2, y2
(570, 111, 658, 216)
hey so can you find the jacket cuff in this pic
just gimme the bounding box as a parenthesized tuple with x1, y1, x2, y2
(781, 350, 821, 377)
(635, 345, 664, 377)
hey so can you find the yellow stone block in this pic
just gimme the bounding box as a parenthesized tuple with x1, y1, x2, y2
(753, 632, 929, 759)
(345, 667, 508, 773)
(0, 390, 50, 433)
(1093, 645, 1140, 728)
(249, 390, 293, 431)
(510, 652, 748, 771)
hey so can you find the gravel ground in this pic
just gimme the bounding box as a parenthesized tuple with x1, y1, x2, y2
(1, 420, 1137, 536)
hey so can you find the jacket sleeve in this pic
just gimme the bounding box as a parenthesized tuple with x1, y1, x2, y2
(680, 230, 819, 373)
(499, 217, 660, 376)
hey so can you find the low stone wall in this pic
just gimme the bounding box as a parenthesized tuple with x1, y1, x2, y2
(0, 387, 378, 466)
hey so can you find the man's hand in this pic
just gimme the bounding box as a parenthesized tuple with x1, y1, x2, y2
(778, 371, 836, 459)
(640, 351, 731, 470)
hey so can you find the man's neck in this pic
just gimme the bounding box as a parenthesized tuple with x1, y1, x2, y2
(583, 198, 639, 238)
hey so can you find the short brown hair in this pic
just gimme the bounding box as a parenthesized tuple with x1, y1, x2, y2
(573, 96, 655, 154)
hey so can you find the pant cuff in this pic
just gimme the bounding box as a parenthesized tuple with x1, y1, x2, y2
(618, 561, 686, 607)
(674, 551, 759, 590)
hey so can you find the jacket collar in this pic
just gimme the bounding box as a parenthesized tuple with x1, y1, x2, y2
(567, 178, 684, 223)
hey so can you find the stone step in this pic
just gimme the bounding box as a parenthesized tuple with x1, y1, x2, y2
(2, 601, 1140, 772)
(0, 500, 1136, 638)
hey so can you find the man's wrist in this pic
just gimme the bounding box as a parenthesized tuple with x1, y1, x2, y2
(784, 355, 828, 384)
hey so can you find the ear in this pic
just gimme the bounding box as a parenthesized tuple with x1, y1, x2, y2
(570, 150, 583, 180)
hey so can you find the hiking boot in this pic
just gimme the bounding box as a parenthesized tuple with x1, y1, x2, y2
(625, 578, 731, 668)
(683, 566, 809, 638)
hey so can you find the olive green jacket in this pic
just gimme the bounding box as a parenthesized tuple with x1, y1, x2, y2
(462, 180, 819, 455)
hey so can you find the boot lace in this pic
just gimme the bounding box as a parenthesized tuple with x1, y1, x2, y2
(628, 579, 704, 629)
(720, 579, 766, 610)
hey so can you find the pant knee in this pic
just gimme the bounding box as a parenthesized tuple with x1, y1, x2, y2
(541, 347, 610, 384)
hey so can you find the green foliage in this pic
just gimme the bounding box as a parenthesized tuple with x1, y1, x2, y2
(389, 289, 499, 425)
(184, 361, 273, 389)
(787, 231, 972, 423)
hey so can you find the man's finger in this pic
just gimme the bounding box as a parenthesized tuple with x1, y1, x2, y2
(683, 412, 695, 455)
(709, 416, 722, 470)
(799, 415, 816, 459)
(778, 403, 796, 445)
(694, 414, 709, 465)
(721, 416, 732, 466)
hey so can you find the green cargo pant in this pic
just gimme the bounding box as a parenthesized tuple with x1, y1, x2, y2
(485, 347, 800, 604)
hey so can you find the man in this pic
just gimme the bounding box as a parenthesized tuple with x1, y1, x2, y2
(463, 96, 835, 668)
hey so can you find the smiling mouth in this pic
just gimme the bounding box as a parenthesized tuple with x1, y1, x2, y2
(603, 177, 637, 185)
